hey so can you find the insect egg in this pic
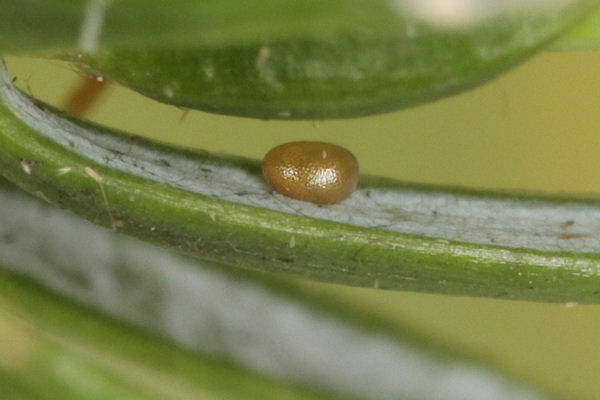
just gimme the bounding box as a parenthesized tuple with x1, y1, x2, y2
(262, 141, 359, 205)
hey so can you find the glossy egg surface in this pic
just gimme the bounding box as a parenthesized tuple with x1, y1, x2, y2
(262, 141, 359, 204)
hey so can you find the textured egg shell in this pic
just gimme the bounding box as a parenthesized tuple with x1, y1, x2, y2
(262, 141, 359, 205)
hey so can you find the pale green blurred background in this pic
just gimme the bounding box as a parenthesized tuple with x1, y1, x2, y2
(6, 50, 600, 399)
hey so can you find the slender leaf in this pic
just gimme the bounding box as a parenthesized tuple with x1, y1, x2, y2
(1, 62, 600, 302)
(2, 1, 599, 118)
(0, 179, 558, 400)
(61, 0, 600, 119)
(0, 280, 340, 400)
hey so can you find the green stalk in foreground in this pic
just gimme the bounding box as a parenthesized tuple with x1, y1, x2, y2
(1, 62, 600, 303)
(0, 179, 558, 400)
(0, 278, 339, 400)
(1, 293, 327, 400)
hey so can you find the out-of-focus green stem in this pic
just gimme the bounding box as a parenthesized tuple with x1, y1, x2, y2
(0, 277, 344, 400)
(0, 179, 559, 400)
(551, 6, 600, 50)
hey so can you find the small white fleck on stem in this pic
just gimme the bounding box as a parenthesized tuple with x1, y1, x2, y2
(85, 166, 103, 183)
(20, 160, 33, 175)
(85, 166, 117, 231)
(57, 166, 72, 175)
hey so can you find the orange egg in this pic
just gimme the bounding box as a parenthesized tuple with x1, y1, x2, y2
(262, 141, 359, 204)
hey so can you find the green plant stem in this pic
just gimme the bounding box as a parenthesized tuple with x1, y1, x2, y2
(0, 278, 342, 400)
(1, 63, 600, 303)
(0, 179, 558, 400)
